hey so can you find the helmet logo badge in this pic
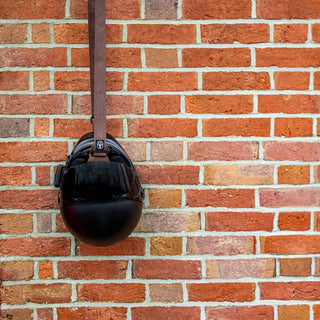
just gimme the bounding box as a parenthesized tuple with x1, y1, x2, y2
(96, 140, 104, 150)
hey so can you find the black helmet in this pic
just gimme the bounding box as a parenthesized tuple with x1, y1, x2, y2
(55, 132, 144, 247)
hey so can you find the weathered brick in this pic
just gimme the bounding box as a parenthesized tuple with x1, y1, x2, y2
(148, 189, 182, 209)
(145, 0, 178, 19)
(188, 283, 255, 302)
(136, 212, 200, 233)
(187, 236, 255, 255)
(1, 284, 71, 305)
(0, 0, 66, 19)
(57, 307, 127, 320)
(274, 72, 310, 90)
(206, 259, 275, 278)
(132, 307, 201, 320)
(0, 237, 70, 257)
(203, 72, 270, 90)
(0, 118, 30, 138)
(128, 72, 197, 91)
(38, 261, 54, 279)
(274, 24, 308, 43)
(206, 306, 274, 320)
(280, 258, 312, 277)
(150, 237, 183, 255)
(58, 260, 127, 279)
(0, 24, 28, 43)
(188, 141, 258, 161)
(145, 48, 178, 68)
(0, 71, 29, 90)
(128, 24, 196, 44)
(203, 118, 270, 137)
(0, 261, 34, 281)
(148, 95, 180, 114)
(261, 235, 320, 254)
(278, 305, 309, 320)
(34, 71, 50, 91)
(183, 48, 251, 67)
(185, 95, 253, 114)
(149, 284, 183, 302)
(0, 309, 33, 320)
(201, 24, 269, 44)
(32, 23, 50, 43)
(278, 212, 311, 230)
(37, 212, 53, 233)
(0, 167, 31, 186)
(206, 212, 274, 232)
(275, 118, 313, 137)
(37, 309, 53, 320)
(36, 166, 51, 186)
(260, 282, 320, 300)
(277, 166, 310, 184)
(150, 141, 183, 161)
(133, 260, 201, 279)
(77, 283, 145, 302)
(183, 0, 251, 19)
(186, 189, 255, 208)
(0, 214, 33, 234)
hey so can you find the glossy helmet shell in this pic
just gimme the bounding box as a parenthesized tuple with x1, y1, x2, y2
(55, 133, 144, 246)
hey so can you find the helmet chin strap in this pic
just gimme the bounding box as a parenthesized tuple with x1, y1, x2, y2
(88, 0, 109, 159)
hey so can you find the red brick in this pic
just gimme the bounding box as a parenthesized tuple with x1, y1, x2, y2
(133, 260, 201, 279)
(148, 95, 180, 114)
(206, 259, 275, 278)
(188, 141, 258, 161)
(280, 258, 312, 277)
(261, 235, 320, 254)
(187, 236, 255, 255)
(186, 189, 255, 208)
(0, 94, 68, 115)
(274, 24, 308, 43)
(314, 305, 320, 320)
(119, 141, 146, 162)
(0, 0, 66, 19)
(0, 142, 67, 163)
(0, 118, 30, 138)
(128, 24, 196, 44)
(38, 261, 54, 279)
(201, 24, 269, 44)
(145, 48, 178, 68)
(203, 118, 270, 137)
(71, 47, 141, 68)
(0, 24, 28, 43)
(32, 23, 50, 43)
(188, 283, 255, 302)
(132, 307, 200, 320)
(206, 212, 274, 231)
(128, 118, 197, 138)
(257, 48, 320, 67)
(274, 72, 310, 90)
(0, 261, 33, 281)
(185, 95, 253, 114)
(54, 118, 123, 138)
(183, 0, 251, 19)
(137, 165, 199, 185)
(275, 118, 312, 137)
(259, 95, 320, 113)
(136, 212, 200, 233)
(0, 309, 33, 320)
(37, 212, 53, 233)
(206, 306, 274, 320)
(36, 166, 51, 186)
(203, 72, 270, 91)
(37, 309, 53, 320)
(58, 260, 127, 280)
(264, 142, 320, 161)
(315, 212, 320, 231)
(34, 118, 50, 137)
(260, 282, 320, 300)
(77, 283, 145, 302)
(0, 71, 29, 90)
(76, 237, 145, 256)
(183, 48, 251, 67)
(257, 0, 320, 19)
(278, 212, 310, 231)
(148, 189, 182, 209)
(1, 284, 71, 305)
(57, 307, 127, 320)
(0, 237, 70, 257)
(316, 73, 320, 90)
(149, 284, 183, 303)
(278, 165, 310, 184)
(0, 167, 31, 186)
(150, 237, 183, 255)
(73, 95, 144, 115)
(313, 24, 320, 42)
(145, 0, 178, 19)
(0, 214, 33, 234)
(150, 141, 183, 161)
(128, 72, 197, 91)
(70, 0, 140, 19)
(55, 71, 123, 91)
(54, 24, 87, 44)
(34, 71, 50, 91)
(0, 48, 67, 67)
(278, 305, 309, 320)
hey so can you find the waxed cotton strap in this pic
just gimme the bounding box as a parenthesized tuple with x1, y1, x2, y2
(88, 0, 108, 157)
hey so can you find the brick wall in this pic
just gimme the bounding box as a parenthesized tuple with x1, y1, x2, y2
(1, 0, 320, 319)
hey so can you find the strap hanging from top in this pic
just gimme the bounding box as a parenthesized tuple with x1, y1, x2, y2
(88, 0, 108, 157)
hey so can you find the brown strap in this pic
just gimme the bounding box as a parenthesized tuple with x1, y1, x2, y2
(88, 0, 108, 157)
